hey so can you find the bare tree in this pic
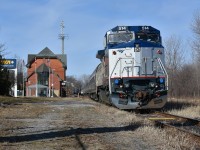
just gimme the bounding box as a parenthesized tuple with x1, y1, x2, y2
(190, 11, 200, 97)
(164, 35, 185, 97)
(0, 44, 13, 95)
(165, 35, 185, 71)
(191, 11, 200, 63)
(65, 76, 82, 96)
(13, 55, 25, 92)
(181, 64, 196, 97)
(0, 43, 5, 57)
(79, 74, 90, 88)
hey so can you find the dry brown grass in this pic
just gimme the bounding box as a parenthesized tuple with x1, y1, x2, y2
(93, 103, 145, 125)
(85, 98, 199, 149)
(166, 98, 200, 119)
(168, 105, 200, 119)
(0, 96, 59, 105)
(134, 126, 197, 150)
(93, 103, 197, 149)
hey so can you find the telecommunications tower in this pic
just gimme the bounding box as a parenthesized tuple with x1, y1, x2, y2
(59, 20, 65, 54)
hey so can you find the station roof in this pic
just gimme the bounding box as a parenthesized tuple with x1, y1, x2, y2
(26, 47, 67, 69)
(36, 63, 50, 73)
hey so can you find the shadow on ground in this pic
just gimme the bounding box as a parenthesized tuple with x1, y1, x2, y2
(162, 99, 196, 111)
(0, 124, 140, 144)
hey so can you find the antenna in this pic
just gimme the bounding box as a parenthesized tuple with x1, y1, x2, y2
(59, 20, 66, 54)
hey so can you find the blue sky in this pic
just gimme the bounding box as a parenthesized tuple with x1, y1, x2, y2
(0, 0, 200, 77)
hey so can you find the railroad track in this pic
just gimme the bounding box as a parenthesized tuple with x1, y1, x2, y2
(146, 112, 200, 141)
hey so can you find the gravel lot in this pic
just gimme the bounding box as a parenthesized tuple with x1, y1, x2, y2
(0, 97, 198, 150)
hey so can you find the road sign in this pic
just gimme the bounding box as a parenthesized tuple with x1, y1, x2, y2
(0, 59, 17, 69)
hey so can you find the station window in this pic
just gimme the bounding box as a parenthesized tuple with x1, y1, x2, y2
(38, 72, 49, 86)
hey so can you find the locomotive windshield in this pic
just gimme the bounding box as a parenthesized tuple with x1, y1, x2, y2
(108, 33, 133, 43)
(136, 32, 160, 43)
(108, 32, 160, 44)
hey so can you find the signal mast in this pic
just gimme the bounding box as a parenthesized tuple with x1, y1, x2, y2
(59, 20, 65, 54)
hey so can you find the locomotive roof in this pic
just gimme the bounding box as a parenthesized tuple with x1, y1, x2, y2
(109, 26, 160, 34)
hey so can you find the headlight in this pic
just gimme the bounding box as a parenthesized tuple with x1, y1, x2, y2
(149, 82, 156, 88)
(114, 79, 119, 85)
(160, 78, 164, 83)
(124, 82, 130, 88)
(114, 78, 123, 85)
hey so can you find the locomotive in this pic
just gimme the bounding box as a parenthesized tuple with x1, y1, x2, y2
(82, 26, 168, 110)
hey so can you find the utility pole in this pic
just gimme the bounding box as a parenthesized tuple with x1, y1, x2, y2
(35, 57, 38, 97)
(48, 58, 51, 97)
(59, 20, 65, 54)
(22, 60, 25, 97)
(51, 69, 55, 97)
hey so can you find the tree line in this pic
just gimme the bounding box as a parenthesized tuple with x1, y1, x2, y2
(0, 44, 13, 95)
(165, 11, 200, 98)
(0, 44, 25, 96)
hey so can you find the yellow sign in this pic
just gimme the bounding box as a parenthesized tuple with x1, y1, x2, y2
(1, 60, 12, 65)
(0, 59, 17, 69)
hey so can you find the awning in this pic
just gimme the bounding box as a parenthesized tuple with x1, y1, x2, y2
(27, 84, 49, 89)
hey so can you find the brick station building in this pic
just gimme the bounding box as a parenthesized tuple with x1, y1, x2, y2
(26, 47, 67, 97)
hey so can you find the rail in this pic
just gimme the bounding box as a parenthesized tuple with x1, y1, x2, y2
(148, 112, 200, 141)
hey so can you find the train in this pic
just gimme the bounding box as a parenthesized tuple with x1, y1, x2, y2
(82, 26, 168, 110)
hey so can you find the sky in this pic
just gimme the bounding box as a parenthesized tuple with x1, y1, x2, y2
(0, 0, 200, 77)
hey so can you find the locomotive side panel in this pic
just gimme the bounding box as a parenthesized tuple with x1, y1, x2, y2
(96, 63, 104, 87)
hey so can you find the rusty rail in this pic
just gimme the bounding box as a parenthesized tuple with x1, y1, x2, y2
(148, 112, 200, 141)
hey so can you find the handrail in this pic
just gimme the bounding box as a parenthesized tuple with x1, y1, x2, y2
(157, 58, 168, 90)
(110, 58, 134, 78)
(109, 57, 134, 94)
(110, 58, 121, 78)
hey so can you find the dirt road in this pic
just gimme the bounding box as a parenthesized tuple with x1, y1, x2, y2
(0, 97, 197, 149)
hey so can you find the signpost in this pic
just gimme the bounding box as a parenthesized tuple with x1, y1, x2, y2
(0, 59, 17, 97)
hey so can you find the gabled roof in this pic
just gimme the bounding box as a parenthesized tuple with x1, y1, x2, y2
(37, 47, 56, 57)
(57, 54, 67, 68)
(36, 63, 51, 73)
(26, 47, 67, 69)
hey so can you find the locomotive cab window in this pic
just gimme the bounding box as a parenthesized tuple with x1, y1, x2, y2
(108, 33, 134, 44)
(136, 33, 147, 41)
(136, 32, 160, 43)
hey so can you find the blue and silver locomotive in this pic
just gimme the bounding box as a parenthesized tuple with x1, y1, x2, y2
(82, 26, 168, 110)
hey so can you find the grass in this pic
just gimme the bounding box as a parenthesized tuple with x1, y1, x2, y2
(0, 96, 63, 105)
(165, 98, 200, 119)
(144, 97, 200, 149)
(168, 105, 200, 119)
(93, 102, 198, 149)
(135, 126, 197, 150)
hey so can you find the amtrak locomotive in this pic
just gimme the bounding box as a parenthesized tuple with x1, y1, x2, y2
(82, 26, 168, 110)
